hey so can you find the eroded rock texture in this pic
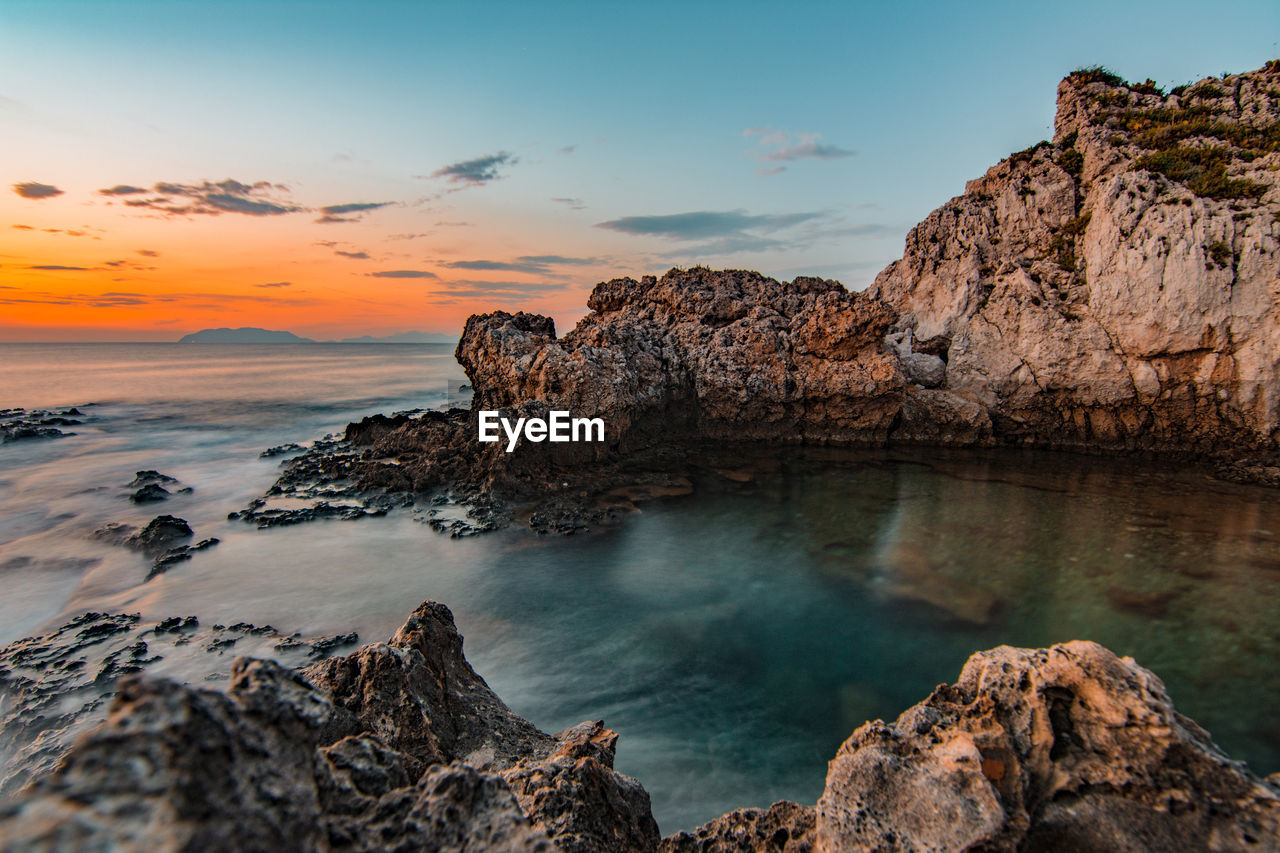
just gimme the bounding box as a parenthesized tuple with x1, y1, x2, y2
(870, 63, 1280, 456)
(814, 641, 1280, 851)
(0, 602, 658, 852)
(2, 619, 1276, 851)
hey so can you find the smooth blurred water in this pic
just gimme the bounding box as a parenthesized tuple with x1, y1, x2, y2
(2, 344, 1279, 833)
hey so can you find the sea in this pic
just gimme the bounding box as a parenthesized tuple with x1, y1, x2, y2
(1, 342, 1279, 832)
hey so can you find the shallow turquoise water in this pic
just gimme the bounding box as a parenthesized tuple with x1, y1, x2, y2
(2, 344, 1278, 833)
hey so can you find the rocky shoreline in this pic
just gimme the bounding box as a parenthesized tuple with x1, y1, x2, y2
(230, 62, 1280, 535)
(1, 601, 1276, 850)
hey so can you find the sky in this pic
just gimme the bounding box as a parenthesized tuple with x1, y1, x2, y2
(2, 0, 1278, 341)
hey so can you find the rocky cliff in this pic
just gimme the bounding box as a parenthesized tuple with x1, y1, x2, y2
(870, 61, 1280, 455)
(312, 62, 1280, 531)
(2, 603, 1276, 850)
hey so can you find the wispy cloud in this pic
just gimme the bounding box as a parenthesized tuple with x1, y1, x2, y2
(110, 179, 302, 217)
(97, 185, 148, 196)
(27, 264, 91, 271)
(13, 182, 63, 199)
(254, 281, 292, 288)
(744, 128, 854, 175)
(598, 209, 822, 241)
(315, 201, 393, 224)
(137, 249, 160, 257)
(443, 259, 549, 275)
(597, 208, 859, 256)
(367, 269, 438, 279)
(335, 250, 370, 259)
(0, 288, 315, 309)
(552, 197, 586, 210)
(429, 152, 516, 186)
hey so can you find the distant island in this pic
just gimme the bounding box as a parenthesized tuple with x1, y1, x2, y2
(177, 327, 456, 344)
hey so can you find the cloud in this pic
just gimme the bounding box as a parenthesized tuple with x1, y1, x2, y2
(557, 145, 577, 155)
(0, 288, 317, 310)
(552, 197, 586, 210)
(255, 281, 292, 288)
(112, 179, 301, 217)
(367, 270, 438, 279)
(27, 264, 90, 271)
(443, 259, 550, 275)
(315, 201, 393, 224)
(597, 209, 823, 241)
(137, 249, 160, 257)
(321, 202, 392, 215)
(519, 255, 599, 266)
(98, 185, 148, 196)
(429, 152, 516, 186)
(744, 128, 854, 173)
(14, 182, 63, 199)
(335, 250, 370, 259)
(431, 279, 568, 300)
(11, 224, 34, 230)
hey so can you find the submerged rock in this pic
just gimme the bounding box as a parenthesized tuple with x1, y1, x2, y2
(0, 408, 85, 443)
(2, 603, 1276, 851)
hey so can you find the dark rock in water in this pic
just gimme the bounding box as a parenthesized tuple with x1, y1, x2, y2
(0, 408, 79, 443)
(2, 603, 1276, 850)
(146, 538, 219, 579)
(126, 515, 192, 553)
(129, 482, 171, 503)
(260, 442, 305, 458)
(1106, 585, 1180, 618)
(305, 631, 360, 660)
(128, 470, 178, 487)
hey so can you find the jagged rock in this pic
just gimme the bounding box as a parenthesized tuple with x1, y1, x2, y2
(869, 62, 1280, 455)
(129, 483, 171, 503)
(128, 470, 178, 487)
(502, 721, 660, 852)
(0, 408, 83, 443)
(814, 641, 1280, 851)
(3, 604, 1279, 851)
(124, 515, 192, 553)
(0, 612, 363, 797)
(323, 269, 903, 531)
(660, 801, 815, 853)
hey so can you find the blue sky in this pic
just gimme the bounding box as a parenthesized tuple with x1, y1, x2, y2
(2, 0, 1278, 338)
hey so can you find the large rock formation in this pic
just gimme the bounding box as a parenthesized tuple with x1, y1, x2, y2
(870, 62, 1280, 455)
(295, 64, 1280, 532)
(2, 605, 1276, 851)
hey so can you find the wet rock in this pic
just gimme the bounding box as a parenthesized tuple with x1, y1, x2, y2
(129, 482, 171, 503)
(260, 442, 306, 458)
(128, 470, 178, 487)
(0, 408, 83, 443)
(125, 515, 192, 553)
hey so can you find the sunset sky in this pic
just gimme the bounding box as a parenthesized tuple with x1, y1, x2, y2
(3, 0, 1277, 341)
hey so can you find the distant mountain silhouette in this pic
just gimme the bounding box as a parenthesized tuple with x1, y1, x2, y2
(178, 327, 314, 343)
